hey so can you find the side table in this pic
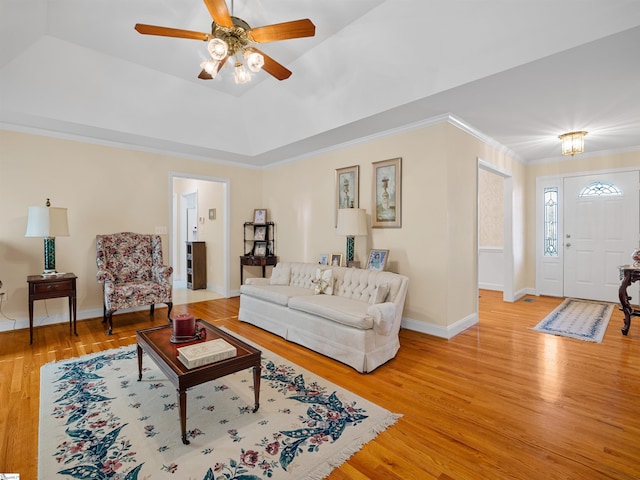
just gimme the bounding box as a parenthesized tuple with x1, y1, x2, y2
(239, 255, 278, 285)
(618, 265, 640, 335)
(27, 273, 77, 344)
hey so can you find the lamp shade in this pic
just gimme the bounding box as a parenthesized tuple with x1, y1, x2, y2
(336, 208, 368, 236)
(25, 206, 70, 237)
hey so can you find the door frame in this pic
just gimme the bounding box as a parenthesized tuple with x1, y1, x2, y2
(169, 172, 231, 298)
(535, 166, 640, 298)
(478, 159, 514, 302)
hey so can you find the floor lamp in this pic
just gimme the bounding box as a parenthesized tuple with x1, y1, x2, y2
(336, 208, 368, 264)
(25, 199, 70, 274)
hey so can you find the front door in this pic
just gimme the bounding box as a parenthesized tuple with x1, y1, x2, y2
(563, 172, 639, 302)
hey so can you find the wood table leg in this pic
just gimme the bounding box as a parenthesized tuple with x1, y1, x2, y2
(252, 364, 261, 413)
(179, 388, 189, 444)
(619, 270, 633, 335)
(137, 345, 143, 381)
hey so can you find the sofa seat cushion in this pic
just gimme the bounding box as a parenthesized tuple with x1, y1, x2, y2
(288, 295, 374, 330)
(240, 284, 312, 306)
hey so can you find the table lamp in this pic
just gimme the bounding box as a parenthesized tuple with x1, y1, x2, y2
(25, 198, 70, 274)
(336, 208, 368, 263)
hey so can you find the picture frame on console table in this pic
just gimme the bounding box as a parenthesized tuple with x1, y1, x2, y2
(372, 157, 402, 228)
(366, 249, 389, 271)
(335, 165, 359, 226)
(330, 253, 343, 267)
(318, 253, 329, 265)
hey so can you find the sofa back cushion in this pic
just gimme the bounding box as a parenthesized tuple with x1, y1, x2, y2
(274, 262, 407, 305)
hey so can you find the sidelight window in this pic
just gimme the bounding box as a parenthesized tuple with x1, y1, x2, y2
(543, 187, 558, 257)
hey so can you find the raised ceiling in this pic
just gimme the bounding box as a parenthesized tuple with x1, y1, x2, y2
(2, 0, 640, 167)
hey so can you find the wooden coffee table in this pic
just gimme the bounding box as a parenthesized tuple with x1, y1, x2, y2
(136, 320, 261, 444)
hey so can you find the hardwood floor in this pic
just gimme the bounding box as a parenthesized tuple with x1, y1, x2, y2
(1, 291, 639, 479)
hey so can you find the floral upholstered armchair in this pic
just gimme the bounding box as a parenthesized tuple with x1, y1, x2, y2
(96, 232, 173, 335)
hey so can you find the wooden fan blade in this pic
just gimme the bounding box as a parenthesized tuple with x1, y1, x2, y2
(197, 56, 229, 80)
(203, 0, 233, 27)
(246, 47, 292, 80)
(135, 24, 209, 41)
(249, 19, 315, 43)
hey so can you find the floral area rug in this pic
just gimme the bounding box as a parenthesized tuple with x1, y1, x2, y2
(531, 298, 614, 343)
(38, 335, 400, 480)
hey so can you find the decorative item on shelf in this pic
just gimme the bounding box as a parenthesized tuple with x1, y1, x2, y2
(558, 131, 587, 156)
(366, 249, 389, 271)
(336, 208, 368, 263)
(253, 208, 267, 224)
(318, 253, 329, 265)
(254, 241, 267, 257)
(632, 248, 640, 267)
(25, 198, 70, 274)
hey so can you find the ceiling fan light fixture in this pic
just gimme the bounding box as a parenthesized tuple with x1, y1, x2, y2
(207, 38, 228, 60)
(558, 131, 588, 156)
(245, 50, 264, 72)
(234, 62, 251, 84)
(201, 59, 219, 76)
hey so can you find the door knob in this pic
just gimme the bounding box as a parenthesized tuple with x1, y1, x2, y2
(566, 243, 572, 247)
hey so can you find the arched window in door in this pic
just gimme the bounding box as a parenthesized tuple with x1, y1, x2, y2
(578, 181, 622, 197)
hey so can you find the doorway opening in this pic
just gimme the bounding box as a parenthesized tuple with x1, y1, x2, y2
(477, 159, 514, 303)
(170, 173, 231, 300)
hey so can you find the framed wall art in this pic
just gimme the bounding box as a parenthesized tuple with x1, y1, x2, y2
(372, 157, 402, 228)
(366, 249, 389, 271)
(335, 165, 359, 225)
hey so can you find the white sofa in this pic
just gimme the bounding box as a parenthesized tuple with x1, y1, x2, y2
(238, 262, 409, 373)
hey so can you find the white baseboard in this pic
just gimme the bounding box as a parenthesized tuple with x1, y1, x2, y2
(0, 305, 158, 333)
(478, 282, 503, 291)
(401, 312, 478, 339)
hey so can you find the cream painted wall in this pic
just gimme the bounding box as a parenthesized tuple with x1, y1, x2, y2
(0, 130, 262, 330)
(263, 123, 525, 332)
(524, 151, 640, 289)
(1, 121, 527, 337)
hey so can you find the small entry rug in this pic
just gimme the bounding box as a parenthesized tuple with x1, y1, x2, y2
(38, 336, 400, 480)
(531, 298, 614, 343)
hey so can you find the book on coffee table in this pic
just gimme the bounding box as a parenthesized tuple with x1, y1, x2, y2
(177, 339, 237, 369)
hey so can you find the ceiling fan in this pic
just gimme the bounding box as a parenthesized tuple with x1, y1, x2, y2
(134, 0, 315, 83)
